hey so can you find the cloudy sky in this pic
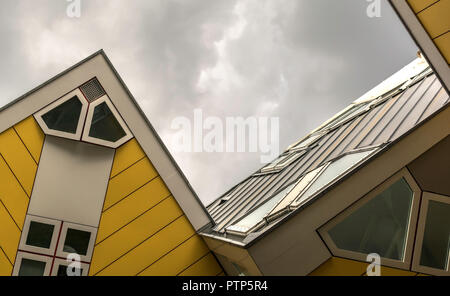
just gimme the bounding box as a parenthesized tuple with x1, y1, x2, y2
(0, 0, 417, 205)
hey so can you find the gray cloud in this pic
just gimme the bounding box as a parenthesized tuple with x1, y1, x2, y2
(0, 0, 417, 205)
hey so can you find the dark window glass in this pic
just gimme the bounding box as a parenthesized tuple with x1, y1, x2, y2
(42, 96, 82, 133)
(420, 200, 450, 270)
(88, 102, 126, 142)
(18, 259, 46, 276)
(56, 265, 83, 276)
(328, 178, 413, 260)
(63, 228, 91, 256)
(26, 221, 55, 249)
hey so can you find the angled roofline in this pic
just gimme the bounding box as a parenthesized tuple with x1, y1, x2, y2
(0, 49, 213, 230)
(388, 0, 450, 94)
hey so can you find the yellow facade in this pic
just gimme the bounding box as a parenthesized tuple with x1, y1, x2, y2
(90, 139, 222, 276)
(0, 117, 44, 275)
(407, 0, 450, 63)
(308, 257, 428, 276)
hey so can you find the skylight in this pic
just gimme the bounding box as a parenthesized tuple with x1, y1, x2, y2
(226, 183, 296, 235)
(260, 150, 306, 173)
(315, 102, 369, 133)
(291, 147, 378, 208)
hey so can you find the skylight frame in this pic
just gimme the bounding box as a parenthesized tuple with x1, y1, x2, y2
(56, 222, 97, 263)
(81, 95, 133, 148)
(18, 215, 60, 256)
(34, 89, 88, 141)
(318, 168, 421, 270)
(259, 150, 307, 174)
(411, 192, 450, 276)
(290, 146, 380, 208)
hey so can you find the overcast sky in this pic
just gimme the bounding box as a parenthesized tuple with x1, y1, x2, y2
(0, 0, 417, 205)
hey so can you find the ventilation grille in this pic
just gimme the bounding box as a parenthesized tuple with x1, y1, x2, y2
(80, 78, 106, 102)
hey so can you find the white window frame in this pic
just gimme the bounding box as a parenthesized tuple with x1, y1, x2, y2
(34, 89, 88, 141)
(411, 192, 450, 276)
(56, 222, 97, 262)
(318, 168, 421, 270)
(82, 95, 133, 148)
(260, 150, 306, 174)
(12, 252, 53, 276)
(19, 215, 60, 256)
(50, 258, 89, 276)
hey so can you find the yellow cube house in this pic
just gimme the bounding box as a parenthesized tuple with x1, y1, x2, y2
(0, 51, 222, 276)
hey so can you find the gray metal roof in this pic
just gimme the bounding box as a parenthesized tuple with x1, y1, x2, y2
(204, 62, 449, 243)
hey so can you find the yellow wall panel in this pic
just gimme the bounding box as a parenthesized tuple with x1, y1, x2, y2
(407, 0, 440, 13)
(363, 266, 417, 276)
(179, 253, 223, 276)
(308, 257, 367, 276)
(0, 157, 29, 229)
(13, 116, 45, 163)
(0, 128, 37, 196)
(0, 202, 21, 263)
(434, 32, 450, 63)
(139, 235, 210, 276)
(90, 197, 183, 274)
(417, 0, 450, 39)
(103, 157, 158, 210)
(110, 138, 145, 178)
(0, 249, 12, 276)
(95, 216, 195, 276)
(96, 177, 170, 243)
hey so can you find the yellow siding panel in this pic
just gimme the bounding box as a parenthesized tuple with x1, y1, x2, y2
(95, 216, 195, 276)
(110, 138, 145, 178)
(13, 116, 45, 163)
(308, 257, 367, 276)
(407, 0, 440, 13)
(179, 253, 223, 276)
(90, 197, 183, 275)
(96, 177, 170, 244)
(0, 157, 29, 229)
(139, 235, 210, 276)
(0, 202, 21, 263)
(376, 266, 417, 276)
(417, 0, 450, 39)
(0, 249, 12, 276)
(434, 31, 450, 63)
(0, 128, 37, 196)
(103, 157, 158, 210)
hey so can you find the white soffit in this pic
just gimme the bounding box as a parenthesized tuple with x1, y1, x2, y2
(0, 50, 212, 231)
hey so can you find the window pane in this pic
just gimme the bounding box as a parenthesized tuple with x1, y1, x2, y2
(89, 102, 126, 142)
(296, 149, 375, 205)
(26, 221, 55, 249)
(227, 183, 295, 233)
(328, 178, 413, 260)
(56, 265, 83, 276)
(63, 228, 91, 256)
(420, 200, 450, 270)
(18, 259, 46, 276)
(42, 96, 82, 133)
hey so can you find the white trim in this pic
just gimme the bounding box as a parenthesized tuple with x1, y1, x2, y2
(318, 168, 421, 270)
(56, 222, 97, 262)
(50, 258, 89, 276)
(389, 0, 450, 92)
(18, 215, 61, 256)
(82, 95, 133, 148)
(12, 252, 53, 276)
(411, 192, 450, 276)
(34, 89, 88, 141)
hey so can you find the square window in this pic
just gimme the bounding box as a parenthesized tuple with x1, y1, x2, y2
(26, 221, 55, 249)
(18, 258, 47, 276)
(63, 228, 92, 256)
